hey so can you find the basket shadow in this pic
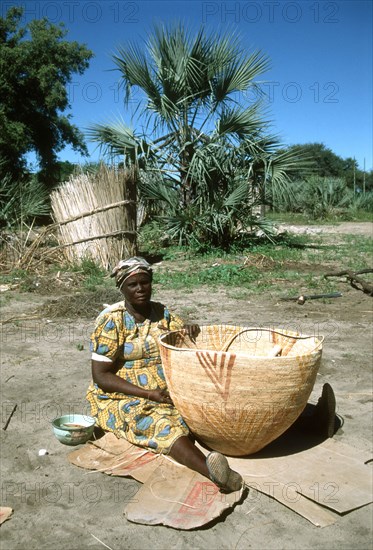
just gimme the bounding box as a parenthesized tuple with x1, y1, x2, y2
(248, 405, 342, 459)
(249, 427, 325, 459)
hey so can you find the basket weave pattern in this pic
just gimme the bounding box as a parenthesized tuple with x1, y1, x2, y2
(159, 325, 323, 456)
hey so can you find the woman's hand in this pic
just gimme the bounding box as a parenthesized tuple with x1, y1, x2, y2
(148, 388, 174, 405)
(183, 323, 200, 341)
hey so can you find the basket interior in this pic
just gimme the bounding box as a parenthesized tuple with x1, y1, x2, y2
(160, 325, 322, 357)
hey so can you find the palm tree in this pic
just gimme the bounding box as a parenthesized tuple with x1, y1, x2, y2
(88, 23, 305, 247)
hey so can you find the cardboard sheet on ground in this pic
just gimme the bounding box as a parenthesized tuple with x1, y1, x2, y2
(124, 461, 240, 529)
(68, 433, 242, 529)
(68, 433, 372, 529)
(228, 437, 372, 527)
(0, 507, 13, 525)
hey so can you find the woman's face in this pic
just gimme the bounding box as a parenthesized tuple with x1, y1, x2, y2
(121, 272, 152, 307)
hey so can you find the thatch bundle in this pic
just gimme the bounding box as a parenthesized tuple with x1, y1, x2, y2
(159, 325, 323, 456)
(51, 166, 137, 269)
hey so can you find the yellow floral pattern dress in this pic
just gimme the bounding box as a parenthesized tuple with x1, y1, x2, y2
(86, 300, 189, 454)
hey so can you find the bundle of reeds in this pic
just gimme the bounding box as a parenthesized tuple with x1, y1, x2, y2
(51, 165, 137, 270)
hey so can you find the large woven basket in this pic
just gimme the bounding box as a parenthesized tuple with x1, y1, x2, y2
(159, 325, 323, 456)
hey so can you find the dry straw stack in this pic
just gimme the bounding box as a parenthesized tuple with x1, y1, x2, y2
(51, 165, 137, 269)
(159, 325, 323, 456)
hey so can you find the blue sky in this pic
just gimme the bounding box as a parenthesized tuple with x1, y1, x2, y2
(4, 0, 373, 170)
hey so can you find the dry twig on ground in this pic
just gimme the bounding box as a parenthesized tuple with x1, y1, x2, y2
(324, 269, 373, 296)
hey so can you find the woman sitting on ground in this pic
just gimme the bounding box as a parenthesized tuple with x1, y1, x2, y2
(86, 256, 243, 493)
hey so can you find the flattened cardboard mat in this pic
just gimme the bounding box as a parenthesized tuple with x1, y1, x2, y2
(68, 433, 242, 530)
(68, 433, 372, 529)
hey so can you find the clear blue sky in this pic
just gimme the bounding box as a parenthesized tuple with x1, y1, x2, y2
(4, 0, 373, 170)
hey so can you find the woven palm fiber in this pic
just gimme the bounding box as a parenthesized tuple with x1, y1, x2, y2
(159, 325, 323, 456)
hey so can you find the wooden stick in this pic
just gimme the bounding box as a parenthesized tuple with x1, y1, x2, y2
(57, 199, 136, 226)
(90, 534, 114, 550)
(3, 404, 17, 431)
(52, 229, 137, 250)
(268, 345, 282, 357)
(280, 292, 342, 302)
(0, 314, 41, 325)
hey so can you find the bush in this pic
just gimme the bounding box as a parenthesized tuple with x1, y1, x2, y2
(138, 221, 169, 255)
(0, 173, 50, 228)
(304, 177, 352, 218)
(270, 176, 355, 219)
(350, 191, 373, 213)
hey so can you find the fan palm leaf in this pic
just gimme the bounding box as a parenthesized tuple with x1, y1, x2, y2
(216, 102, 267, 139)
(211, 51, 270, 103)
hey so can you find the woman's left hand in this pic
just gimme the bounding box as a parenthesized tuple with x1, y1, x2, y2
(148, 388, 174, 405)
(184, 324, 200, 339)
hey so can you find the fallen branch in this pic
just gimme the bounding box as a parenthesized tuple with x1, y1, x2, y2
(280, 292, 342, 304)
(0, 314, 42, 325)
(324, 269, 373, 296)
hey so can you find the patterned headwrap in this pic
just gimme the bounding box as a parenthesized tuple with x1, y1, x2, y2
(110, 257, 152, 289)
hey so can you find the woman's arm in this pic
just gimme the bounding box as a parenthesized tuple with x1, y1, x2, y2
(91, 359, 172, 404)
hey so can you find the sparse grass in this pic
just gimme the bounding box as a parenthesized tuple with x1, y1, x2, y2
(152, 232, 372, 296)
(155, 263, 259, 289)
(0, 257, 109, 296)
(0, 291, 12, 308)
(75, 259, 108, 291)
(227, 288, 252, 300)
(177, 305, 199, 319)
(345, 210, 373, 222)
(0, 268, 38, 292)
(0, 224, 371, 306)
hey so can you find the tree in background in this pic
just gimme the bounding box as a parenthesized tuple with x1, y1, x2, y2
(54, 160, 78, 183)
(284, 143, 346, 178)
(282, 142, 371, 192)
(0, 7, 93, 187)
(88, 23, 306, 248)
(268, 143, 373, 218)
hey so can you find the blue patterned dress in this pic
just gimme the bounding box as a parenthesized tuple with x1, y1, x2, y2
(86, 301, 189, 454)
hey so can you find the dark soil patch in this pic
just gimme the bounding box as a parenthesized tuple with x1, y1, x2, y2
(36, 288, 122, 319)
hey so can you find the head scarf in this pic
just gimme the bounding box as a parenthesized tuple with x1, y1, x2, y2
(110, 257, 152, 289)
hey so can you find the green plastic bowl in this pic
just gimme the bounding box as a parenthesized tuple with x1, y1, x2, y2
(52, 414, 96, 446)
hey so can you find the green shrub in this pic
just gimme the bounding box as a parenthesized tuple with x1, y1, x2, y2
(350, 191, 373, 213)
(304, 177, 352, 218)
(71, 258, 107, 291)
(138, 221, 169, 255)
(270, 176, 355, 219)
(0, 173, 50, 228)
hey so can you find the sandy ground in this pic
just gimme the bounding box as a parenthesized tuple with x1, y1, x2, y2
(276, 221, 373, 235)
(0, 223, 372, 550)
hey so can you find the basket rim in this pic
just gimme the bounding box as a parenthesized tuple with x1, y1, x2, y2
(159, 325, 324, 357)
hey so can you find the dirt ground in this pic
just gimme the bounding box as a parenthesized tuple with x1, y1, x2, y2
(0, 223, 372, 550)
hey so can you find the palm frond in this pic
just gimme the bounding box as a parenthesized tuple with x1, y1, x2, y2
(268, 146, 314, 188)
(216, 102, 267, 139)
(138, 173, 179, 208)
(0, 174, 50, 227)
(113, 43, 161, 107)
(223, 179, 250, 208)
(212, 50, 270, 103)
